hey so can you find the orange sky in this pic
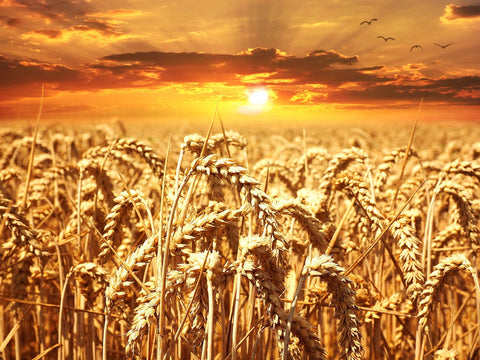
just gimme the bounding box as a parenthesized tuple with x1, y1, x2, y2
(1, 1, 479, 123)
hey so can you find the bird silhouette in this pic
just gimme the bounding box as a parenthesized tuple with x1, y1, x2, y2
(377, 36, 395, 41)
(410, 45, 423, 52)
(433, 42, 454, 49)
(360, 18, 378, 25)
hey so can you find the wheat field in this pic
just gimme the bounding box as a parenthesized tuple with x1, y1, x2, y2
(1, 119, 480, 360)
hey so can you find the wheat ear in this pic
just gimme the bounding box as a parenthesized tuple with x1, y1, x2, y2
(273, 198, 330, 252)
(240, 235, 327, 359)
(188, 154, 289, 256)
(305, 254, 363, 360)
(0, 194, 45, 260)
(99, 189, 146, 261)
(434, 180, 479, 249)
(417, 254, 480, 334)
(318, 147, 368, 201)
(388, 214, 425, 301)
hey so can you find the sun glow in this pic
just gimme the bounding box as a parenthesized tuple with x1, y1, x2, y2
(247, 88, 269, 105)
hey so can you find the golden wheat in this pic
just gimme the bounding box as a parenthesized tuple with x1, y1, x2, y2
(1, 121, 480, 360)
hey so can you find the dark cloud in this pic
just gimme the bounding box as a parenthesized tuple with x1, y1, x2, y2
(99, 48, 365, 84)
(22, 19, 128, 42)
(269, 66, 389, 87)
(97, 48, 286, 83)
(77, 19, 124, 36)
(102, 47, 286, 71)
(425, 76, 480, 89)
(442, 4, 480, 21)
(0, 56, 81, 89)
(32, 29, 63, 39)
(9, 1, 129, 42)
(273, 73, 480, 106)
(13, 0, 93, 20)
(326, 77, 480, 105)
(0, 57, 82, 106)
(0, 16, 21, 27)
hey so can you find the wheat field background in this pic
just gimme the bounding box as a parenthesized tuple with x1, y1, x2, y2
(1, 118, 480, 360)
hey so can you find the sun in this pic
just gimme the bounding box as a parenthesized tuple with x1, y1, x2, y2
(247, 88, 269, 105)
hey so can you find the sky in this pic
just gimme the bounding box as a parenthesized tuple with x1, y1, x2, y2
(1, 0, 479, 124)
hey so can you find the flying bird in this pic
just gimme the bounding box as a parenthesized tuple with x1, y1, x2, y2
(410, 45, 424, 52)
(377, 36, 395, 41)
(433, 42, 454, 49)
(360, 18, 378, 25)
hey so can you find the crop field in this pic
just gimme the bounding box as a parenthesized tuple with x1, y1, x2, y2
(1, 119, 480, 360)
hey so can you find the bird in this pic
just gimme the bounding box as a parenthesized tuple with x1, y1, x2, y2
(433, 42, 454, 49)
(360, 18, 378, 25)
(410, 45, 423, 52)
(377, 36, 395, 41)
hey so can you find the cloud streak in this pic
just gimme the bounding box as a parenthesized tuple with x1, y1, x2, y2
(12, 0, 94, 21)
(21, 18, 136, 44)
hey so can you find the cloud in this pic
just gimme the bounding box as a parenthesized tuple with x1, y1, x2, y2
(88, 9, 143, 18)
(441, 4, 480, 22)
(13, 0, 93, 20)
(327, 76, 480, 106)
(0, 55, 81, 91)
(0, 48, 479, 109)
(30, 29, 62, 39)
(294, 21, 336, 28)
(425, 76, 480, 89)
(99, 48, 363, 85)
(288, 89, 328, 104)
(81, 18, 127, 35)
(21, 19, 137, 44)
(0, 16, 21, 27)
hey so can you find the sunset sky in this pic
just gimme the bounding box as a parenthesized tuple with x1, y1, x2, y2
(1, 0, 479, 124)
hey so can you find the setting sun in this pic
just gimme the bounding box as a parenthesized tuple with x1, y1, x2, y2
(247, 88, 269, 105)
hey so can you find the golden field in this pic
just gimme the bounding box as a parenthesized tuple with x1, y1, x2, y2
(1, 118, 480, 360)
